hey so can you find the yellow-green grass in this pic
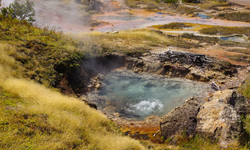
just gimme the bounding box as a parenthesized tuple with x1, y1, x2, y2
(72, 29, 200, 51)
(152, 23, 214, 31)
(0, 43, 145, 150)
(197, 0, 229, 10)
(176, 5, 202, 14)
(176, 134, 249, 150)
(0, 16, 88, 87)
(152, 23, 192, 30)
(239, 77, 250, 141)
(181, 33, 220, 45)
(72, 30, 171, 53)
(199, 26, 250, 38)
(126, 0, 169, 9)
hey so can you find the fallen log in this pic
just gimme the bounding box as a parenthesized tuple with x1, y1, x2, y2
(211, 80, 220, 91)
(158, 50, 212, 67)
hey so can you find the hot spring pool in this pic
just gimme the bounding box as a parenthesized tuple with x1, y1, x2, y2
(87, 70, 211, 120)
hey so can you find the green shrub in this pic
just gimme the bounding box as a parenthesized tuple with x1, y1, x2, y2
(199, 26, 250, 38)
(1, 0, 35, 24)
(164, 0, 178, 3)
(158, 23, 192, 29)
(182, 0, 196, 3)
(217, 12, 250, 22)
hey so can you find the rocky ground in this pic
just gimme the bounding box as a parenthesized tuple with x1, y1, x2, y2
(76, 50, 248, 147)
(161, 89, 249, 148)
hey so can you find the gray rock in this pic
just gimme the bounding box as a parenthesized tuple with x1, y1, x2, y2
(160, 97, 200, 139)
(88, 102, 98, 109)
(196, 89, 247, 148)
(80, 95, 88, 103)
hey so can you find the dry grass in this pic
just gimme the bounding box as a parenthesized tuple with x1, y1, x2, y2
(72, 30, 172, 53)
(197, 0, 228, 10)
(126, 0, 170, 9)
(199, 26, 250, 39)
(217, 12, 250, 22)
(0, 43, 145, 150)
(176, 6, 201, 14)
(152, 23, 192, 29)
(72, 29, 200, 52)
(225, 49, 250, 55)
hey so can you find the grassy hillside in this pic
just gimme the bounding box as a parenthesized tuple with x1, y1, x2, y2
(0, 15, 146, 149)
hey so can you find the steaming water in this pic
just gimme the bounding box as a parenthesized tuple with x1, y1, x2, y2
(88, 70, 211, 120)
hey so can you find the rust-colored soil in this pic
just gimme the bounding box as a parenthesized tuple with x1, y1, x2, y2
(189, 46, 250, 66)
(112, 116, 163, 143)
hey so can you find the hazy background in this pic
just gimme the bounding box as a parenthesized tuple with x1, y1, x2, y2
(1, 0, 104, 32)
(1, 0, 15, 7)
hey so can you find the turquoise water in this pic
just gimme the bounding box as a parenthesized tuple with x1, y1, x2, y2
(220, 36, 247, 43)
(88, 71, 211, 120)
(197, 13, 211, 19)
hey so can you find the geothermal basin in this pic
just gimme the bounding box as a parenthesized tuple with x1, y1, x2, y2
(87, 70, 212, 120)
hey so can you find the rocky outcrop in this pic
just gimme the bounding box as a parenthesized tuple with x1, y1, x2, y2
(159, 63, 190, 77)
(196, 89, 247, 148)
(185, 67, 227, 82)
(160, 97, 200, 139)
(160, 89, 248, 148)
(58, 53, 125, 94)
(125, 55, 232, 82)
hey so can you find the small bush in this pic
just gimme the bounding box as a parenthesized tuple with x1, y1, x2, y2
(176, 5, 202, 14)
(181, 33, 220, 44)
(156, 23, 192, 29)
(199, 26, 250, 38)
(182, 0, 196, 3)
(217, 12, 250, 22)
(164, 0, 178, 3)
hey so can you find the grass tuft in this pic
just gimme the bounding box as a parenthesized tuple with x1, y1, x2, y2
(153, 23, 192, 29)
(217, 12, 250, 22)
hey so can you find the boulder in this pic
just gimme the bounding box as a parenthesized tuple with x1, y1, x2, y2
(125, 57, 144, 71)
(80, 95, 88, 103)
(160, 97, 200, 139)
(196, 89, 247, 148)
(160, 89, 248, 148)
(163, 64, 190, 77)
(88, 102, 98, 109)
(185, 68, 226, 82)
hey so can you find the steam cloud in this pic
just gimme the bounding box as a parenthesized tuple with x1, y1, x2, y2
(0, 0, 103, 32)
(33, 0, 94, 32)
(1, 0, 14, 7)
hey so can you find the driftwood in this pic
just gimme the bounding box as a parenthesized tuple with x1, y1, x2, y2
(211, 80, 220, 91)
(158, 50, 212, 67)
